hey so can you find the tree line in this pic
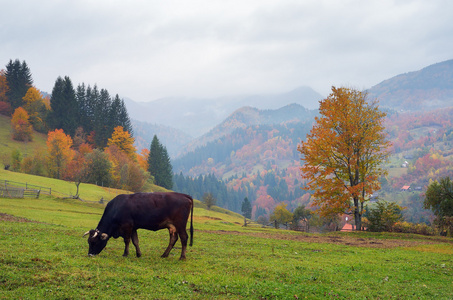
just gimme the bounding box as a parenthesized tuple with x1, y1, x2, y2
(1, 59, 173, 193)
(1, 59, 132, 150)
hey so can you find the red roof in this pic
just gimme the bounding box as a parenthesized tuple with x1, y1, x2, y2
(341, 223, 354, 231)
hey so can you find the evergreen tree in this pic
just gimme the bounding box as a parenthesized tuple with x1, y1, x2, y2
(76, 83, 93, 134)
(5, 59, 33, 111)
(48, 76, 78, 136)
(241, 197, 252, 219)
(84, 84, 99, 134)
(202, 192, 216, 210)
(148, 135, 173, 189)
(93, 88, 112, 148)
(110, 95, 133, 136)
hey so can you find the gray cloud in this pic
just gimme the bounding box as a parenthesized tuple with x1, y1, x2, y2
(1, 0, 452, 101)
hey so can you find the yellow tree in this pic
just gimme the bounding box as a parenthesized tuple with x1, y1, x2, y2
(270, 203, 293, 229)
(11, 107, 33, 141)
(46, 129, 74, 179)
(298, 87, 391, 230)
(107, 126, 137, 161)
(22, 86, 49, 132)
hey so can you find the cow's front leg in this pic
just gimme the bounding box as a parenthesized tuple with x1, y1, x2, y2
(161, 225, 178, 258)
(131, 230, 142, 258)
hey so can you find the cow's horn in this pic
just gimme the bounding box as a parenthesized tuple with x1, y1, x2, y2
(101, 233, 109, 240)
(92, 231, 98, 238)
(83, 231, 90, 237)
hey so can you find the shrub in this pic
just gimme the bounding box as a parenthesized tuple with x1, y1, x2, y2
(392, 221, 435, 236)
(366, 200, 403, 232)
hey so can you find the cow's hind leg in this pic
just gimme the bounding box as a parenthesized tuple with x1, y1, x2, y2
(131, 229, 142, 258)
(178, 228, 189, 260)
(161, 225, 178, 258)
(123, 236, 131, 257)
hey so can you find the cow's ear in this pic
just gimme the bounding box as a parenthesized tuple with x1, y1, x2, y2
(101, 233, 109, 240)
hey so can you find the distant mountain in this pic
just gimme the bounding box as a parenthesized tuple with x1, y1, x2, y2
(172, 103, 317, 173)
(367, 59, 453, 111)
(124, 86, 323, 137)
(132, 120, 192, 157)
(179, 103, 317, 157)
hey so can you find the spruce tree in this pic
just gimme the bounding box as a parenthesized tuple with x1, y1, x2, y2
(109, 95, 133, 137)
(76, 83, 93, 134)
(148, 135, 173, 189)
(48, 76, 78, 136)
(5, 59, 33, 111)
(241, 197, 252, 219)
(93, 88, 112, 148)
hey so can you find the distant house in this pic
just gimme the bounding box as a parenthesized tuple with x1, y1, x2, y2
(341, 223, 355, 231)
(401, 185, 411, 191)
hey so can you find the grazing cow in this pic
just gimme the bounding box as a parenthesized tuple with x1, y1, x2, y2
(83, 192, 194, 260)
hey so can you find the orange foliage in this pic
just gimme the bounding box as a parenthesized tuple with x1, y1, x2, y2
(46, 129, 74, 179)
(11, 107, 33, 141)
(298, 87, 391, 226)
(137, 148, 150, 171)
(105, 144, 146, 192)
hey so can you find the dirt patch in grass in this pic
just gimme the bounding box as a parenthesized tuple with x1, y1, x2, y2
(0, 213, 39, 223)
(203, 230, 452, 248)
(194, 216, 223, 221)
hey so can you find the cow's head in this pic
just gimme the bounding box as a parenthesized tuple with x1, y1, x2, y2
(83, 229, 109, 256)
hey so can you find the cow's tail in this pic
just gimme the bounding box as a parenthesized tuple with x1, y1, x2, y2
(189, 195, 194, 247)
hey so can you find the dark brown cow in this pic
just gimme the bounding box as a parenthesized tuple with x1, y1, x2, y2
(83, 192, 193, 260)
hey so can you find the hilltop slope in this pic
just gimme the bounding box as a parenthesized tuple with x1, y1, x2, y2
(367, 59, 453, 111)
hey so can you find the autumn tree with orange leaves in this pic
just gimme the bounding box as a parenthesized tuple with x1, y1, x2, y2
(11, 107, 33, 141)
(298, 87, 391, 231)
(46, 129, 74, 179)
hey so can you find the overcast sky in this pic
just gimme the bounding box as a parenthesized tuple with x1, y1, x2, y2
(1, 0, 452, 102)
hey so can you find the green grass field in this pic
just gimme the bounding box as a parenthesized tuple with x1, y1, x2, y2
(0, 115, 47, 160)
(0, 180, 452, 299)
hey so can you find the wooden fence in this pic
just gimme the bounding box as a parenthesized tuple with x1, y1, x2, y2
(0, 180, 50, 199)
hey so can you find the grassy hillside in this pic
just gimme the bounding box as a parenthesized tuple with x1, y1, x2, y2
(0, 175, 452, 299)
(0, 114, 47, 161)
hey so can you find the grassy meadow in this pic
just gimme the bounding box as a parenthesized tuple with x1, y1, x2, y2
(0, 172, 452, 299)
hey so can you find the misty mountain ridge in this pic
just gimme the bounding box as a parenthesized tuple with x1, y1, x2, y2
(367, 59, 453, 111)
(132, 120, 192, 158)
(125, 86, 323, 138)
(179, 103, 317, 157)
(129, 58, 453, 159)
